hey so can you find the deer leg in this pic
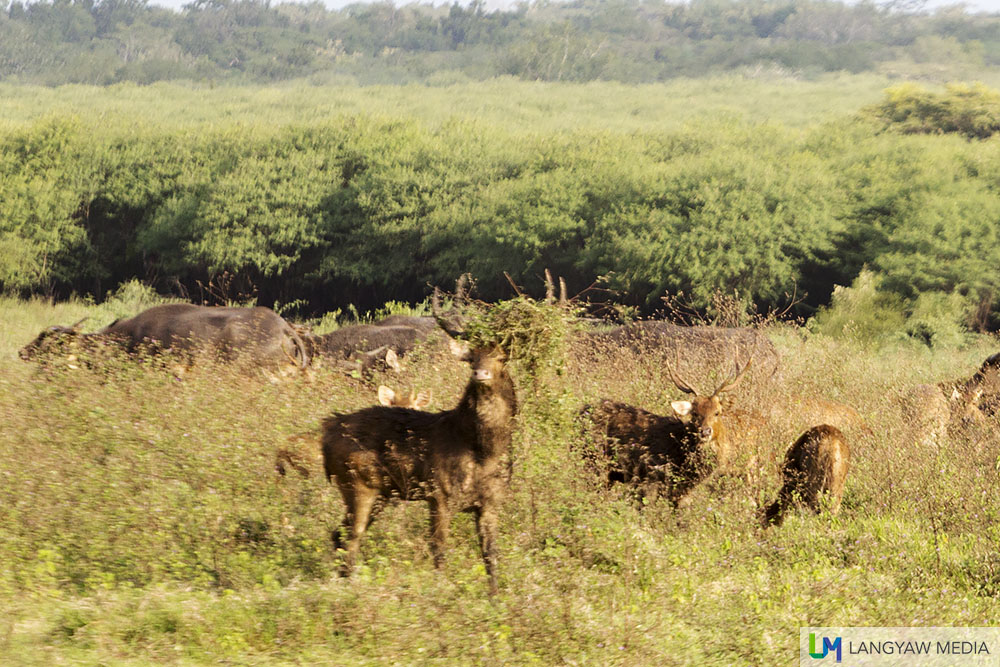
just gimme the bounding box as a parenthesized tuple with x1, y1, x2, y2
(475, 506, 500, 596)
(427, 496, 452, 569)
(335, 485, 379, 576)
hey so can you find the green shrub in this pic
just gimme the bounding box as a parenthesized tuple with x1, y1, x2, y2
(867, 82, 1000, 139)
(809, 270, 907, 343)
(899, 291, 971, 348)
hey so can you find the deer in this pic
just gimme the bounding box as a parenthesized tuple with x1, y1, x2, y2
(274, 385, 432, 478)
(761, 424, 850, 526)
(320, 282, 518, 594)
(582, 347, 754, 507)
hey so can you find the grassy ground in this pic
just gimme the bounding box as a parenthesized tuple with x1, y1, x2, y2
(0, 73, 911, 136)
(2, 298, 999, 664)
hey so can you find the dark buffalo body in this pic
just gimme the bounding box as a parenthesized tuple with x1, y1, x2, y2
(102, 304, 308, 369)
(373, 314, 438, 333)
(305, 324, 424, 361)
(582, 321, 781, 381)
(952, 352, 1000, 417)
(18, 323, 112, 363)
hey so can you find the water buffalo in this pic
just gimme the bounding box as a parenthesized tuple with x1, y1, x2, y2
(579, 320, 781, 386)
(20, 318, 90, 360)
(303, 318, 442, 374)
(374, 314, 437, 333)
(101, 304, 309, 371)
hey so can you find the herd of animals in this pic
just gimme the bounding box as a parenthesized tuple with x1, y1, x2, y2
(16, 280, 1000, 594)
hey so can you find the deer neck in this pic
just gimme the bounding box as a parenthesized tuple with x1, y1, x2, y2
(460, 376, 517, 457)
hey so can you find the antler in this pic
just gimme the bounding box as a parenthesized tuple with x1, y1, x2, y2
(666, 347, 701, 396)
(431, 274, 473, 339)
(712, 338, 757, 397)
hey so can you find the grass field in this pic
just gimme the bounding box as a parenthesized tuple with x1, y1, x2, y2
(2, 295, 999, 664)
(0, 73, 910, 136)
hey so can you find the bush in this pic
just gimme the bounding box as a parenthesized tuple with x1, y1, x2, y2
(809, 270, 907, 343)
(867, 82, 1000, 139)
(899, 291, 971, 348)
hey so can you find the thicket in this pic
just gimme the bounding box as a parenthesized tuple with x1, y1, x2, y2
(3, 80, 1000, 335)
(867, 81, 1000, 138)
(0, 0, 999, 85)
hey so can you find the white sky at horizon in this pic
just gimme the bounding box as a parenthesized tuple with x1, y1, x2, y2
(144, 0, 1000, 16)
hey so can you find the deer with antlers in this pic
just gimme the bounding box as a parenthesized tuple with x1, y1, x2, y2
(581, 347, 754, 507)
(320, 277, 518, 594)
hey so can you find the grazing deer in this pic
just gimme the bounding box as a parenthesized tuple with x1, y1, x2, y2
(762, 424, 850, 526)
(320, 285, 518, 594)
(583, 349, 753, 507)
(898, 383, 953, 448)
(275, 385, 431, 478)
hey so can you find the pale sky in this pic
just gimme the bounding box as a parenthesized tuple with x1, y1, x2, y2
(145, 0, 1000, 15)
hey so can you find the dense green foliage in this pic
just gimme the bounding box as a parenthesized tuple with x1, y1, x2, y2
(3, 298, 1000, 662)
(0, 0, 999, 85)
(2, 77, 1000, 332)
(867, 81, 1000, 138)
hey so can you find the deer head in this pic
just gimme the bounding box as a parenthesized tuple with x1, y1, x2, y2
(666, 344, 755, 446)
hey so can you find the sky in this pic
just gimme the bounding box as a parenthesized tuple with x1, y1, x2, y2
(145, 0, 1000, 15)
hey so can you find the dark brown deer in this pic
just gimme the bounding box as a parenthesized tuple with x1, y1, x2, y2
(320, 285, 518, 594)
(582, 349, 753, 507)
(761, 424, 850, 526)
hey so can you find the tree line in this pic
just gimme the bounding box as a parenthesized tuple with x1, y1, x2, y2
(3, 82, 1000, 333)
(0, 0, 998, 85)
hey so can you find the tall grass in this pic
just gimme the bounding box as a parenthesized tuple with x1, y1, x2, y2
(1, 299, 999, 663)
(0, 74, 913, 135)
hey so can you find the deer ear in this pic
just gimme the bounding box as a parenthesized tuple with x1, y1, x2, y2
(950, 387, 962, 401)
(448, 337, 472, 360)
(413, 389, 432, 410)
(384, 348, 401, 373)
(377, 385, 395, 406)
(671, 401, 693, 416)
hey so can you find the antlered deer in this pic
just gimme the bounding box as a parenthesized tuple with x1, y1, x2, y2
(582, 349, 753, 506)
(762, 425, 850, 526)
(320, 286, 518, 594)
